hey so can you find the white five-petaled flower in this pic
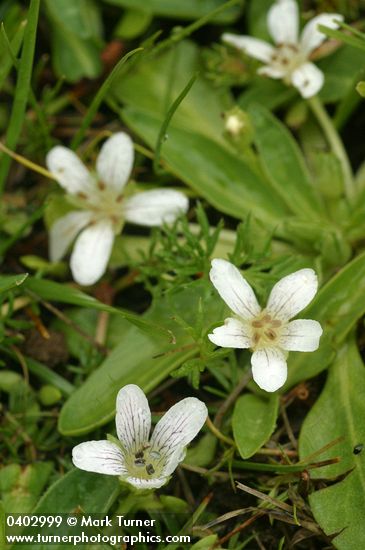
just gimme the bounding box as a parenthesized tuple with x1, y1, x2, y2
(72, 384, 208, 489)
(208, 259, 323, 392)
(222, 0, 343, 98)
(46, 133, 188, 286)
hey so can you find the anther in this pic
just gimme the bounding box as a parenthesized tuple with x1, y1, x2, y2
(264, 329, 276, 341)
(146, 464, 155, 475)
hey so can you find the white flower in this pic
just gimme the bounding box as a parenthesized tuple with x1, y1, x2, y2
(72, 384, 208, 489)
(208, 259, 322, 392)
(222, 0, 343, 98)
(46, 133, 188, 285)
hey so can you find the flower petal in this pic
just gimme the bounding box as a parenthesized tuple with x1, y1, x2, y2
(124, 476, 168, 489)
(208, 317, 251, 349)
(96, 132, 134, 194)
(72, 440, 126, 475)
(251, 348, 287, 392)
(46, 146, 93, 195)
(123, 189, 188, 226)
(49, 210, 92, 262)
(279, 319, 323, 351)
(301, 13, 344, 55)
(222, 34, 274, 62)
(291, 62, 324, 98)
(267, 0, 299, 45)
(150, 397, 207, 477)
(115, 384, 151, 455)
(258, 64, 287, 79)
(266, 268, 318, 321)
(70, 220, 114, 285)
(209, 259, 261, 320)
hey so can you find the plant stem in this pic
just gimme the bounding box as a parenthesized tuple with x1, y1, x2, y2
(206, 416, 235, 446)
(308, 95, 354, 200)
(0, 0, 40, 195)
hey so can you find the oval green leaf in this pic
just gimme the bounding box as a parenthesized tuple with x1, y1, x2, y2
(233, 392, 279, 459)
(299, 336, 365, 549)
(58, 281, 224, 435)
(12, 469, 119, 550)
(286, 250, 365, 389)
(248, 103, 325, 219)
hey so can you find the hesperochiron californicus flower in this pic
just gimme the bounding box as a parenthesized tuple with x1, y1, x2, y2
(208, 259, 323, 392)
(222, 0, 343, 98)
(72, 384, 208, 489)
(46, 133, 188, 285)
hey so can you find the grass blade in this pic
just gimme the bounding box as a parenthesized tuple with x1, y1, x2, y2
(0, 0, 40, 194)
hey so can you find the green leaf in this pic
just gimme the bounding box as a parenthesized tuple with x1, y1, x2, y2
(11, 469, 119, 550)
(24, 276, 169, 338)
(191, 535, 219, 549)
(233, 393, 279, 458)
(104, 0, 242, 23)
(239, 78, 295, 111)
(246, 0, 272, 39)
(248, 104, 324, 219)
(110, 40, 227, 146)
(114, 8, 152, 40)
(58, 280, 224, 435)
(0, 273, 27, 294)
(286, 250, 365, 389)
(45, 0, 102, 39)
(0, 463, 53, 513)
(299, 336, 365, 549)
(44, 0, 103, 82)
(122, 106, 289, 225)
(318, 45, 365, 103)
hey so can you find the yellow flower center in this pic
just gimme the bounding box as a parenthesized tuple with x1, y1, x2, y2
(271, 43, 306, 77)
(125, 446, 164, 481)
(250, 311, 283, 351)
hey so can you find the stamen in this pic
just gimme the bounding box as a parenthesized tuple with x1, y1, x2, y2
(135, 450, 144, 459)
(252, 320, 264, 328)
(146, 464, 155, 475)
(149, 451, 161, 459)
(264, 329, 276, 341)
(253, 332, 260, 345)
(98, 181, 106, 191)
(262, 314, 272, 322)
(77, 192, 88, 200)
(271, 319, 282, 327)
(134, 458, 146, 467)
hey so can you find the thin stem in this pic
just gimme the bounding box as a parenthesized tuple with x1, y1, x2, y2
(308, 95, 354, 199)
(0, 141, 56, 180)
(206, 415, 235, 446)
(214, 368, 252, 428)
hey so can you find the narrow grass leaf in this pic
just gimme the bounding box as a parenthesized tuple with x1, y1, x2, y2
(0, 0, 40, 194)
